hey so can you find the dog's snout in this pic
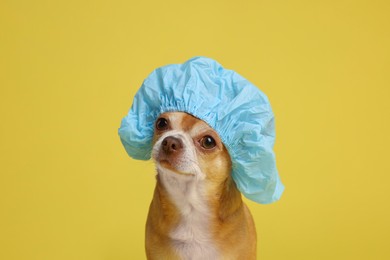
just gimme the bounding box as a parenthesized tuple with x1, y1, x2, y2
(162, 136, 183, 153)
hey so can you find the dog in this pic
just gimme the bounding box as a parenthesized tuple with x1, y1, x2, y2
(145, 111, 257, 260)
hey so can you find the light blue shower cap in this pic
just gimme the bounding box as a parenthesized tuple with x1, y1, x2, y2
(118, 57, 284, 204)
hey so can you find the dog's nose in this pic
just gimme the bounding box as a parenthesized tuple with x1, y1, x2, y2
(162, 136, 183, 153)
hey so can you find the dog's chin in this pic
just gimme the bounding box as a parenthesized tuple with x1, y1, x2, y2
(156, 159, 195, 176)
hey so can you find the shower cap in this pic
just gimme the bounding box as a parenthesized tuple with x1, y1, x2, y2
(118, 57, 284, 204)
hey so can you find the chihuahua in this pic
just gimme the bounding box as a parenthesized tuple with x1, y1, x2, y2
(145, 111, 256, 259)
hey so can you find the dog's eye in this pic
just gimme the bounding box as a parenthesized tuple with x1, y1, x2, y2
(156, 118, 169, 130)
(200, 135, 216, 149)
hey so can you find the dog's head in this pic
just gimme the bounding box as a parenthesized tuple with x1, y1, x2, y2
(151, 112, 231, 183)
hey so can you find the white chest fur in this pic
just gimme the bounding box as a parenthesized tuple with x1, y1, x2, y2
(158, 168, 220, 260)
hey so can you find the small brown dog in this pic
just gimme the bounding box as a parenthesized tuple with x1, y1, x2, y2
(145, 112, 256, 259)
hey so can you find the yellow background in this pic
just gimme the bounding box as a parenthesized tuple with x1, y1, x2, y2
(1, 0, 389, 259)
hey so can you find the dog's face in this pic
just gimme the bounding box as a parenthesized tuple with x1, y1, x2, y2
(152, 112, 231, 183)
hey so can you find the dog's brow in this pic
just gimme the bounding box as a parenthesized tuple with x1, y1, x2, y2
(162, 112, 213, 135)
(179, 113, 202, 131)
(164, 113, 184, 130)
(191, 122, 211, 135)
(179, 113, 217, 136)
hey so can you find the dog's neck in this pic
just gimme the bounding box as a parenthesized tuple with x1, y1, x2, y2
(156, 168, 243, 222)
(152, 169, 243, 259)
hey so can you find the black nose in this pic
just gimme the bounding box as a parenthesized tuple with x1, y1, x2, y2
(162, 136, 183, 153)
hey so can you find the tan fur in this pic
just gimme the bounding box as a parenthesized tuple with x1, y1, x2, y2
(146, 112, 257, 259)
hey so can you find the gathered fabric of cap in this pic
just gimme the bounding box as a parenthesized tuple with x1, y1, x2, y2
(118, 57, 284, 204)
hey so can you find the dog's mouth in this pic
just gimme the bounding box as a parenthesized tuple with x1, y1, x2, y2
(156, 157, 194, 176)
(158, 159, 172, 169)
